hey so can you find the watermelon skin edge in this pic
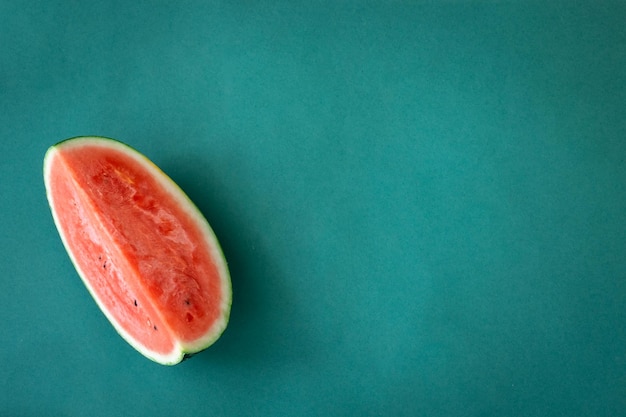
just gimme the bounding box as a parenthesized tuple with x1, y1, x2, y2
(43, 136, 232, 365)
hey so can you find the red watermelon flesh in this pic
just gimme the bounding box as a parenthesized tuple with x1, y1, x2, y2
(44, 137, 231, 365)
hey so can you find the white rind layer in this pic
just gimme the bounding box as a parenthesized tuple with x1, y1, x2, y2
(44, 136, 232, 365)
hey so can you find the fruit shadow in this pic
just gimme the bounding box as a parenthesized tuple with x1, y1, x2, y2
(162, 155, 313, 369)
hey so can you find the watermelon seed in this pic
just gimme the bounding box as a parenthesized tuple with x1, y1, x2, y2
(153, 325, 157, 331)
(184, 298, 190, 306)
(103, 260, 107, 269)
(133, 299, 137, 307)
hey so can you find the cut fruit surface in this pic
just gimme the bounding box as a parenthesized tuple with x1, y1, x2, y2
(44, 136, 231, 365)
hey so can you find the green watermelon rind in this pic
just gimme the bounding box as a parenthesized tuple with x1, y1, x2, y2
(44, 136, 232, 365)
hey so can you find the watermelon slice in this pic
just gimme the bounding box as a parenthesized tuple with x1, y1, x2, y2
(44, 136, 231, 365)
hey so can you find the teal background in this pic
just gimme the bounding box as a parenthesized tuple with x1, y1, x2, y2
(2, 1, 625, 416)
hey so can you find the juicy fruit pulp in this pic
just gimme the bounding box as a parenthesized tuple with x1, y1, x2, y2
(44, 137, 231, 365)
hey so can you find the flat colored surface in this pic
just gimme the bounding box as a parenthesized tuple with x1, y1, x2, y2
(1, 2, 625, 416)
